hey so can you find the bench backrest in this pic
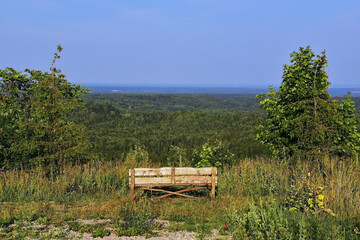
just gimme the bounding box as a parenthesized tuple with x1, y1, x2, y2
(129, 167, 217, 187)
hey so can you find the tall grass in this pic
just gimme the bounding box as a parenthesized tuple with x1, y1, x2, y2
(0, 157, 152, 202)
(1, 157, 360, 216)
(1, 157, 359, 238)
(219, 157, 360, 221)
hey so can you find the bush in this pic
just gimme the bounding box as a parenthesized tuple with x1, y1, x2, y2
(192, 136, 234, 168)
(227, 200, 359, 240)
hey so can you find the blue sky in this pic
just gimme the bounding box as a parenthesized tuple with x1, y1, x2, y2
(1, 0, 360, 87)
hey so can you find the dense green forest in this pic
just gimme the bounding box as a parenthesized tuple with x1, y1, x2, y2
(70, 94, 265, 163)
(69, 94, 360, 163)
(83, 93, 261, 112)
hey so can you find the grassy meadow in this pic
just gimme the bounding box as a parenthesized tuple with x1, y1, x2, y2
(1, 156, 360, 239)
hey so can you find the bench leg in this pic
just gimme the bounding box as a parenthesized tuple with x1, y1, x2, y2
(210, 167, 216, 200)
(130, 169, 135, 201)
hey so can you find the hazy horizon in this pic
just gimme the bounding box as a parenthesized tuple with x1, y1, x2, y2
(1, 1, 360, 88)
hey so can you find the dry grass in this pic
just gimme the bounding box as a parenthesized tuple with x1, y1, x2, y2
(1, 157, 360, 238)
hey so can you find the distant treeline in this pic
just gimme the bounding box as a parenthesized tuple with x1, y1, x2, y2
(70, 94, 360, 163)
(84, 93, 360, 113)
(84, 94, 262, 112)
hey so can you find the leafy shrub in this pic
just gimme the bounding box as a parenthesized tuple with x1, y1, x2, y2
(192, 136, 234, 168)
(286, 179, 335, 216)
(126, 145, 150, 164)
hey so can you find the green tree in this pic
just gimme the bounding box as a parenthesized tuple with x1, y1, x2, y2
(126, 145, 149, 163)
(0, 67, 33, 167)
(192, 136, 234, 168)
(167, 145, 187, 167)
(0, 45, 91, 169)
(256, 46, 359, 161)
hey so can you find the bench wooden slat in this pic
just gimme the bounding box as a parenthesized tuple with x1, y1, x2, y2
(129, 167, 217, 200)
(134, 176, 218, 186)
(130, 167, 216, 176)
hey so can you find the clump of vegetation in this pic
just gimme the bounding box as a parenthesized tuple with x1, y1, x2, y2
(286, 179, 335, 216)
(227, 200, 359, 240)
(0, 208, 15, 227)
(92, 227, 111, 238)
(192, 136, 234, 168)
(257, 46, 359, 161)
(114, 207, 154, 236)
(0, 45, 91, 170)
(167, 145, 187, 167)
(0, 157, 359, 239)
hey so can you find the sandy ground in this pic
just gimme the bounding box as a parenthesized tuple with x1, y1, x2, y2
(3, 219, 231, 240)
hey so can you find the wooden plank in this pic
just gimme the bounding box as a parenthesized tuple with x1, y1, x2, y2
(136, 177, 172, 185)
(151, 186, 208, 199)
(133, 167, 215, 176)
(136, 183, 210, 187)
(139, 187, 199, 199)
(210, 167, 216, 200)
(176, 176, 216, 184)
(135, 176, 217, 186)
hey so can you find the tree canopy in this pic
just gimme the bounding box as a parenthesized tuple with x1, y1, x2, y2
(0, 45, 91, 169)
(256, 46, 359, 161)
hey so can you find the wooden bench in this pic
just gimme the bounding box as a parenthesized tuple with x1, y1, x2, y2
(129, 167, 217, 201)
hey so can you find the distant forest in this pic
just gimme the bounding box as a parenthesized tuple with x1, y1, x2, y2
(69, 94, 360, 163)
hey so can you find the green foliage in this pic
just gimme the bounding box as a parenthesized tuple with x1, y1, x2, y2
(67, 221, 82, 232)
(167, 145, 187, 167)
(286, 178, 335, 216)
(0, 45, 91, 169)
(192, 136, 234, 168)
(84, 93, 261, 113)
(70, 95, 269, 163)
(196, 219, 212, 240)
(114, 208, 153, 236)
(126, 145, 149, 163)
(227, 200, 358, 240)
(92, 227, 111, 238)
(257, 46, 360, 161)
(0, 208, 15, 227)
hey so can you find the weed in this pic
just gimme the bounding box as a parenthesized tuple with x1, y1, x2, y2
(168, 222, 197, 232)
(79, 224, 99, 233)
(67, 221, 82, 232)
(169, 214, 189, 222)
(0, 208, 15, 227)
(92, 227, 111, 238)
(196, 220, 212, 240)
(114, 207, 153, 236)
